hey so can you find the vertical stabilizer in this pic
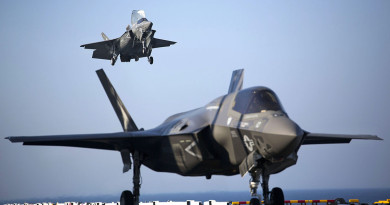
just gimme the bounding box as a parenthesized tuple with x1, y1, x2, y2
(96, 69, 138, 132)
(101, 32, 109, 41)
(228, 69, 244, 94)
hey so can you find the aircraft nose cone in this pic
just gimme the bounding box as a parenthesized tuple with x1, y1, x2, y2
(259, 115, 303, 159)
(264, 116, 302, 137)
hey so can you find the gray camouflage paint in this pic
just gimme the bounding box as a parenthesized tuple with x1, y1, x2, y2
(6, 69, 381, 179)
(80, 18, 175, 65)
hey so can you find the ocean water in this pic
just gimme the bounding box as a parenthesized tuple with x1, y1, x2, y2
(2, 188, 389, 205)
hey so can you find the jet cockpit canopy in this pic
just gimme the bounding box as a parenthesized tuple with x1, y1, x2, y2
(233, 87, 285, 114)
(131, 10, 146, 27)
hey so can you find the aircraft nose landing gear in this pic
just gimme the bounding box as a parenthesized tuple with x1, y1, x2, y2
(249, 170, 284, 205)
(249, 170, 261, 205)
(270, 187, 284, 205)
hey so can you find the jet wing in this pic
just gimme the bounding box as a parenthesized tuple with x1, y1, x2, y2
(80, 39, 117, 60)
(152, 38, 176, 48)
(302, 132, 382, 145)
(6, 131, 160, 151)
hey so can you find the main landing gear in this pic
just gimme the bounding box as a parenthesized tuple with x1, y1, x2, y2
(148, 56, 153, 65)
(111, 55, 118, 66)
(249, 169, 284, 205)
(120, 151, 142, 205)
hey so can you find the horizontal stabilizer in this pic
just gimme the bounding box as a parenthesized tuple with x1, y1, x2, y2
(96, 69, 138, 132)
(302, 133, 382, 145)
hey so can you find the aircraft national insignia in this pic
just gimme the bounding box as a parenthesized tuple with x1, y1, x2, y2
(244, 135, 254, 152)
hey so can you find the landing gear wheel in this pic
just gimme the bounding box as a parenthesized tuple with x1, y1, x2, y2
(250, 198, 261, 205)
(120, 190, 134, 205)
(148, 56, 153, 65)
(135, 56, 139, 62)
(335, 198, 347, 204)
(270, 187, 284, 205)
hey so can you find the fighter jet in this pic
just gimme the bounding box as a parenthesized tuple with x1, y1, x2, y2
(6, 69, 381, 205)
(81, 10, 176, 66)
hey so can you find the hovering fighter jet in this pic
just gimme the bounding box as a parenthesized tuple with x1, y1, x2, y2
(81, 10, 176, 66)
(6, 69, 381, 205)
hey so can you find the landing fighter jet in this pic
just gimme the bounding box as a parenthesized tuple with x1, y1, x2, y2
(81, 10, 176, 66)
(6, 69, 381, 205)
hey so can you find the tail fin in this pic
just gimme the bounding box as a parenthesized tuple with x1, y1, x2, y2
(228, 69, 244, 94)
(101, 32, 109, 41)
(96, 69, 139, 132)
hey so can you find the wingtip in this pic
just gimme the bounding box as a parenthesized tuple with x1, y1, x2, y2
(363, 135, 383, 140)
(5, 136, 16, 142)
(374, 135, 383, 140)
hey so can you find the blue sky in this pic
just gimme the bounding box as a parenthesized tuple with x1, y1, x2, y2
(1, 0, 389, 201)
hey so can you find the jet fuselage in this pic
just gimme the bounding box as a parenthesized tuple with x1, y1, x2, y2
(140, 86, 303, 177)
(81, 10, 175, 65)
(6, 69, 380, 205)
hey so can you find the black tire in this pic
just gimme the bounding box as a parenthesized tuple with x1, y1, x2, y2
(149, 57, 154, 65)
(250, 198, 260, 205)
(335, 198, 347, 204)
(270, 187, 284, 205)
(120, 190, 134, 205)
